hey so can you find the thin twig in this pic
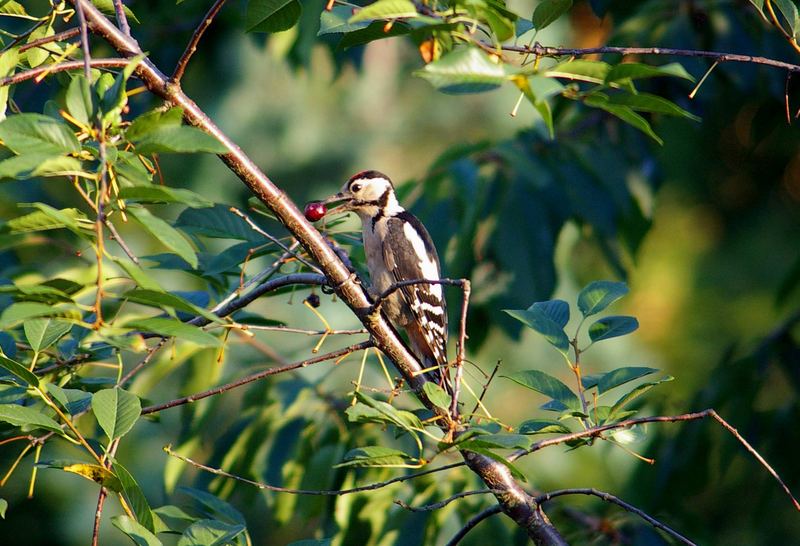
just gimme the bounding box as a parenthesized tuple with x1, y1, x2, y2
(450, 279, 470, 415)
(18, 27, 81, 53)
(444, 505, 504, 546)
(535, 488, 696, 546)
(112, 0, 131, 37)
(470, 362, 500, 417)
(242, 325, 367, 336)
(395, 489, 497, 512)
(0, 59, 130, 87)
(164, 445, 464, 495)
(73, 0, 92, 79)
(91, 487, 108, 546)
(509, 409, 800, 512)
(141, 340, 373, 414)
(499, 43, 800, 73)
(172, 0, 228, 82)
(104, 218, 139, 264)
(117, 338, 167, 386)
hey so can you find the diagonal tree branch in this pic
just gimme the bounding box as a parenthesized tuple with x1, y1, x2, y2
(69, 2, 566, 542)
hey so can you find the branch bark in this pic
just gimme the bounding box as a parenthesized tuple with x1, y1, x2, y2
(69, 1, 565, 542)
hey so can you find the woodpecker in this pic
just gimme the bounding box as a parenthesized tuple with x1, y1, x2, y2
(321, 170, 449, 387)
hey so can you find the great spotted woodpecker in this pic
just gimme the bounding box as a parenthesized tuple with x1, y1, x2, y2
(320, 170, 449, 387)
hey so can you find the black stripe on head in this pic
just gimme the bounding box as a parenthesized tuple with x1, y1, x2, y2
(371, 188, 393, 229)
(349, 170, 393, 187)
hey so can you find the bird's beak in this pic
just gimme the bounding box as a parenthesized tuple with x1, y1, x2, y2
(321, 191, 355, 215)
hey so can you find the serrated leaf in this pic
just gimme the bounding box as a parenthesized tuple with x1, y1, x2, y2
(112, 515, 163, 546)
(118, 186, 214, 208)
(0, 404, 60, 431)
(422, 381, 452, 410)
(92, 388, 142, 441)
(532, 0, 572, 30)
(0, 153, 82, 180)
(605, 62, 695, 83)
(116, 461, 156, 532)
(24, 318, 72, 352)
(0, 302, 81, 328)
(503, 370, 580, 410)
(246, 0, 302, 32)
(577, 280, 629, 317)
(588, 315, 639, 343)
(349, 0, 417, 23)
(125, 318, 222, 347)
(0, 355, 39, 386)
(3, 207, 87, 233)
(335, 446, 411, 467)
(350, 391, 423, 432)
(0, 113, 80, 155)
(416, 48, 509, 94)
(608, 376, 673, 421)
(127, 207, 198, 268)
(503, 308, 569, 354)
(518, 419, 571, 434)
(24, 24, 54, 68)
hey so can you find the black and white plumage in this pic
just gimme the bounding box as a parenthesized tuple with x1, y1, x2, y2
(323, 170, 449, 385)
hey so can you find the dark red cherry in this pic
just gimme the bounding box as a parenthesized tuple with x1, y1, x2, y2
(304, 201, 327, 222)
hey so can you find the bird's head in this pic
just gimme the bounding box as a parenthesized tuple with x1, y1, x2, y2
(322, 170, 401, 219)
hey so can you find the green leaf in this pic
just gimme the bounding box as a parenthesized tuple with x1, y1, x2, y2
(577, 281, 629, 317)
(588, 315, 639, 343)
(416, 48, 509, 94)
(126, 107, 183, 141)
(23, 24, 54, 68)
(585, 96, 663, 144)
(92, 388, 142, 441)
(91, 0, 140, 23)
(127, 207, 198, 268)
(125, 318, 222, 347)
(349, 0, 418, 23)
(609, 93, 700, 121)
(0, 404, 61, 432)
(503, 370, 580, 410)
(0, 302, 81, 328)
(115, 461, 156, 532)
(0, 48, 18, 121)
(532, 0, 572, 30)
(0, 114, 80, 155)
(178, 487, 245, 525)
(132, 126, 228, 155)
(348, 391, 423, 432)
(518, 419, 571, 434)
(24, 318, 72, 352)
(123, 289, 221, 324)
(28, 202, 89, 237)
(0, 355, 39, 386)
(608, 376, 673, 421)
(178, 519, 246, 546)
(66, 75, 96, 125)
(45, 383, 92, 415)
(112, 515, 163, 546)
(318, 5, 371, 35)
(3, 207, 87, 233)
(773, 0, 800, 36)
(461, 445, 527, 481)
(112, 257, 162, 291)
(0, 1, 26, 16)
(422, 381, 452, 410)
(605, 62, 694, 83)
(481, 3, 516, 41)
(335, 446, 411, 467)
(517, 75, 565, 138)
(0, 153, 82, 180)
(531, 299, 569, 328)
(118, 186, 214, 208)
(545, 59, 611, 84)
(246, 0, 302, 32)
(463, 433, 532, 449)
(594, 367, 659, 394)
(0, 498, 6, 518)
(503, 307, 569, 354)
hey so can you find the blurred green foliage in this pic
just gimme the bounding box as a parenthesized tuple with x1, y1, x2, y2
(0, 0, 798, 545)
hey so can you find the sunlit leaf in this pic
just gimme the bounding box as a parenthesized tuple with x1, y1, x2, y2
(125, 318, 222, 347)
(0, 113, 80, 155)
(605, 62, 694, 83)
(112, 516, 163, 546)
(577, 281, 629, 317)
(608, 376, 673, 421)
(335, 446, 411, 467)
(118, 186, 214, 208)
(503, 307, 569, 354)
(0, 355, 39, 386)
(545, 59, 611, 83)
(24, 318, 72, 352)
(247, 0, 302, 32)
(92, 388, 142, 441)
(349, 0, 418, 23)
(416, 48, 510, 94)
(0, 404, 60, 432)
(116, 461, 156, 532)
(127, 207, 198, 268)
(422, 381, 452, 410)
(518, 419, 571, 434)
(609, 93, 700, 121)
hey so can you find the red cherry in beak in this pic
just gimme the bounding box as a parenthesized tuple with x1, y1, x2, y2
(304, 201, 327, 222)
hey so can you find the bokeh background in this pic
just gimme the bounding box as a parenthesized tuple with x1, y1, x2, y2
(1, 0, 799, 544)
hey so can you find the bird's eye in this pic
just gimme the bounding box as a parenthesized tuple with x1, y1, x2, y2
(350, 183, 362, 193)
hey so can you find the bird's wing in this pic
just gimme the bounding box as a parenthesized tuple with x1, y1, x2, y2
(382, 212, 448, 368)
